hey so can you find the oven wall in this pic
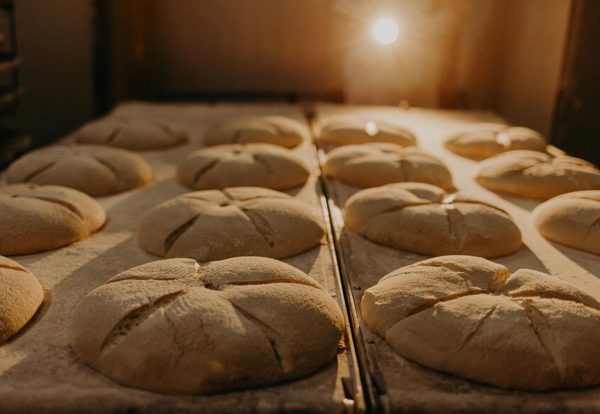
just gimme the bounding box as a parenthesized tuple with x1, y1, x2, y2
(12, 0, 571, 144)
(14, 0, 94, 146)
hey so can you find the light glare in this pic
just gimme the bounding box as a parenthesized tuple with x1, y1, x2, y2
(365, 121, 379, 136)
(373, 17, 399, 45)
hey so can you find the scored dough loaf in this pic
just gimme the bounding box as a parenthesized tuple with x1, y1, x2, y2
(0, 256, 44, 343)
(445, 123, 546, 159)
(323, 143, 454, 190)
(204, 115, 307, 148)
(6, 144, 153, 196)
(344, 182, 521, 258)
(361, 255, 600, 391)
(74, 117, 188, 150)
(177, 143, 310, 190)
(316, 114, 417, 147)
(533, 190, 600, 255)
(476, 150, 600, 200)
(70, 256, 344, 394)
(0, 184, 106, 255)
(139, 187, 325, 261)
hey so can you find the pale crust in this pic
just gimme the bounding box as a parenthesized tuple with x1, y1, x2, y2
(344, 182, 521, 258)
(204, 116, 307, 148)
(316, 114, 417, 147)
(445, 123, 546, 159)
(70, 256, 344, 394)
(324, 143, 454, 190)
(361, 255, 600, 391)
(0, 256, 44, 343)
(138, 187, 326, 261)
(6, 144, 153, 196)
(476, 150, 600, 200)
(177, 143, 310, 190)
(74, 117, 188, 150)
(533, 190, 600, 255)
(0, 184, 106, 255)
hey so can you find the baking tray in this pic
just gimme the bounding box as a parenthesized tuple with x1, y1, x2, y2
(0, 102, 364, 414)
(315, 103, 600, 413)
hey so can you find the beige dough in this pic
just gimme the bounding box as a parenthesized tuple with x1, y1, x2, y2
(323, 143, 454, 190)
(0, 256, 44, 343)
(344, 182, 521, 258)
(0, 184, 106, 255)
(177, 143, 309, 190)
(361, 255, 600, 391)
(316, 114, 417, 147)
(204, 115, 307, 148)
(445, 123, 546, 159)
(139, 187, 325, 261)
(533, 190, 600, 255)
(70, 256, 344, 394)
(476, 150, 600, 200)
(74, 116, 188, 150)
(6, 144, 153, 196)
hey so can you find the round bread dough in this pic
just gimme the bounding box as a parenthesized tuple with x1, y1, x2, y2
(533, 190, 600, 255)
(323, 143, 454, 190)
(70, 256, 344, 394)
(139, 187, 325, 261)
(177, 143, 310, 191)
(204, 116, 307, 148)
(0, 184, 106, 255)
(0, 256, 44, 343)
(74, 117, 188, 150)
(6, 144, 153, 196)
(344, 182, 521, 258)
(316, 114, 417, 147)
(361, 255, 600, 391)
(476, 150, 600, 200)
(445, 123, 546, 159)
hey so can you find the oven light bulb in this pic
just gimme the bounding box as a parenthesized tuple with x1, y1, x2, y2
(373, 17, 399, 45)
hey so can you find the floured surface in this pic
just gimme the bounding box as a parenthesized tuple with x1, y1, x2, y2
(317, 104, 600, 413)
(0, 102, 353, 414)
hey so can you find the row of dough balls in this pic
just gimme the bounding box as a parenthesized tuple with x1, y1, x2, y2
(361, 255, 600, 391)
(321, 142, 600, 202)
(0, 253, 345, 394)
(444, 123, 600, 199)
(341, 182, 600, 258)
(74, 114, 310, 150)
(0, 184, 327, 261)
(4, 142, 312, 195)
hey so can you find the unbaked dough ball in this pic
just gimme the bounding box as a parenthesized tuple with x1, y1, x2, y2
(445, 123, 546, 159)
(139, 187, 325, 261)
(323, 143, 454, 190)
(344, 182, 521, 258)
(204, 115, 307, 148)
(177, 143, 309, 190)
(533, 190, 600, 255)
(361, 255, 600, 390)
(0, 184, 106, 255)
(476, 150, 600, 200)
(316, 114, 417, 147)
(0, 256, 44, 343)
(70, 256, 344, 394)
(74, 117, 188, 150)
(6, 145, 153, 196)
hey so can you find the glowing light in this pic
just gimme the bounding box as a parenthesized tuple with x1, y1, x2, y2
(496, 133, 511, 147)
(365, 121, 379, 136)
(373, 17, 400, 45)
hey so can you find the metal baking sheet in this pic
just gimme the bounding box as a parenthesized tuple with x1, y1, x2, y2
(316, 103, 600, 413)
(0, 102, 363, 414)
